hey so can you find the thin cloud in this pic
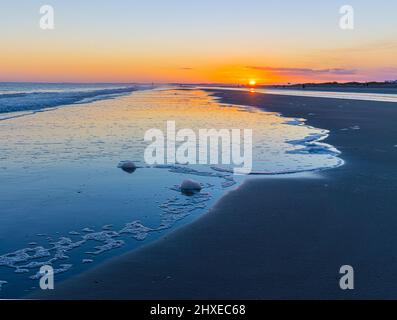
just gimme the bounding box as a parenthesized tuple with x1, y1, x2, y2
(247, 66, 357, 75)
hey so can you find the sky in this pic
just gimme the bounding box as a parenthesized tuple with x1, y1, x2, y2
(1, 0, 397, 84)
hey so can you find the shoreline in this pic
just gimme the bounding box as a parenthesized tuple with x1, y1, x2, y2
(199, 86, 397, 103)
(32, 89, 397, 299)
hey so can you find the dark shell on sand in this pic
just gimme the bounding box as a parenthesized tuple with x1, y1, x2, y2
(118, 161, 137, 174)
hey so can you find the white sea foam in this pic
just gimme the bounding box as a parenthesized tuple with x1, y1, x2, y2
(155, 164, 237, 188)
(14, 268, 30, 274)
(284, 119, 304, 126)
(286, 132, 341, 157)
(84, 231, 124, 255)
(0, 247, 51, 268)
(0, 87, 136, 115)
(82, 259, 93, 264)
(287, 133, 326, 145)
(119, 221, 153, 241)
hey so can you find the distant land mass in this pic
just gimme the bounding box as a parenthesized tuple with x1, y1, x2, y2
(179, 81, 397, 95)
(267, 81, 397, 89)
(176, 81, 397, 90)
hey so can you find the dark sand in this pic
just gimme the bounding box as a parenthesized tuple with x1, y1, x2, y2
(32, 90, 397, 299)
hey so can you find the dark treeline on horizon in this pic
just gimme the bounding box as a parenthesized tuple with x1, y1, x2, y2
(267, 81, 397, 89)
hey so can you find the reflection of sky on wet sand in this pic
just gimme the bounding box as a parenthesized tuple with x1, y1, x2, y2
(0, 89, 342, 297)
(0, 89, 341, 172)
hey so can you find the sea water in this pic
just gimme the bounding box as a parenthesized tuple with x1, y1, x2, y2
(0, 85, 343, 297)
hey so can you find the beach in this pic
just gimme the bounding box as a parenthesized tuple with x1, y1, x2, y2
(1, 86, 340, 298)
(31, 89, 397, 300)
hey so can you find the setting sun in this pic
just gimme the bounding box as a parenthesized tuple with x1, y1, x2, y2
(249, 80, 257, 86)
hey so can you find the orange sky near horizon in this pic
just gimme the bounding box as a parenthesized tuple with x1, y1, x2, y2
(1, 46, 394, 85)
(2, 37, 396, 84)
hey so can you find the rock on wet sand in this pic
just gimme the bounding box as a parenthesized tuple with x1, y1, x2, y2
(181, 179, 202, 195)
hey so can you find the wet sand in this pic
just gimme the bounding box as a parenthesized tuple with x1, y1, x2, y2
(32, 90, 397, 299)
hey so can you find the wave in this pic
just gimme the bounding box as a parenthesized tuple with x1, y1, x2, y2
(0, 87, 136, 114)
